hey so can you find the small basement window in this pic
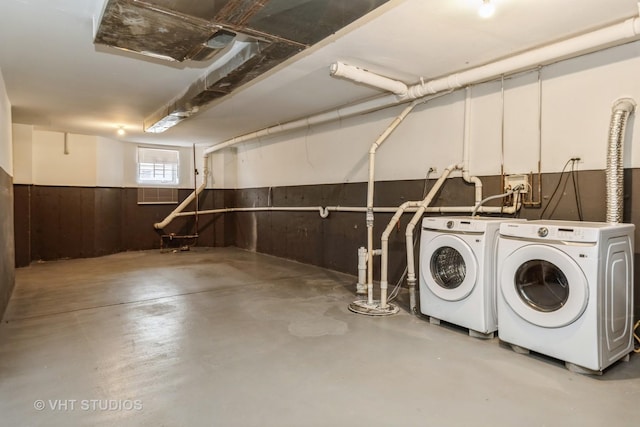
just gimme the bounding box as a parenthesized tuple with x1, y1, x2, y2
(137, 147, 179, 185)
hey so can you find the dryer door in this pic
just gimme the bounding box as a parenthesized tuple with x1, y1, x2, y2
(500, 244, 588, 328)
(422, 234, 478, 301)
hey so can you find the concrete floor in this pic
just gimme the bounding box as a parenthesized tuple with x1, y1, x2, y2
(0, 247, 638, 427)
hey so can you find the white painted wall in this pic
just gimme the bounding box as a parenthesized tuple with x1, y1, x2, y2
(96, 137, 124, 187)
(13, 129, 198, 189)
(233, 40, 640, 189)
(8, 40, 640, 191)
(200, 146, 236, 189)
(12, 124, 32, 184)
(32, 131, 97, 186)
(0, 69, 11, 176)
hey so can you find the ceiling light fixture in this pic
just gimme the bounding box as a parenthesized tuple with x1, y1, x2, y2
(117, 126, 126, 136)
(478, 0, 495, 18)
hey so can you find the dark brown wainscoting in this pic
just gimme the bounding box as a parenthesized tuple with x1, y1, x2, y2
(12, 169, 640, 319)
(1, 167, 15, 320)
(13, 186, 235, 265)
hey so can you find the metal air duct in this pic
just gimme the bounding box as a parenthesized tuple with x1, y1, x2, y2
(606, 98, 636, 223)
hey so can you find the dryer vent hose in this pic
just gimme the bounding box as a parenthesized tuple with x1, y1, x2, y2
(605, 98, 636, 223)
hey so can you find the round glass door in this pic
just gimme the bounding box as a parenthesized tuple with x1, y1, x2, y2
(421, 234, 477, 301)
(514, 260, 569, 312)
(431, 246, 466, 289)
(500, 245, 588, 328)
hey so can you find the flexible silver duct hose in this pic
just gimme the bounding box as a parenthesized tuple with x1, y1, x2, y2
(606, 98, 636, 223)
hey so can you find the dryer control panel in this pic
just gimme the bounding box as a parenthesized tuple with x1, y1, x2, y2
(499, 220, 632, 243)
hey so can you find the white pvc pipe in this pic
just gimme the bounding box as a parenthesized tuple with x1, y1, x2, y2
(172, 203, 521, 218)
(380, 164, 462, 308)
(462, 87, 483, 203)
(389, 163, 462, 310)
(357, 247, 368, 295)
(366, 99, 421, 304)
(379, 201, 423, 309)
(330, 62, 408, 96)
(157, 15, 640, 231)
(405, 17, 640, 99)
(154, 171, 209, 229)
(153, 92, 407, 230)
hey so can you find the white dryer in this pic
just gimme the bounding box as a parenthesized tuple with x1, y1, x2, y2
(497, 220, 635, 374)
(419, 216, 521, 338)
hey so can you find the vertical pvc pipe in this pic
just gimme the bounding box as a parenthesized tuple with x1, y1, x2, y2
(462, 86, 483, 203)
(366, 100, 421, 304)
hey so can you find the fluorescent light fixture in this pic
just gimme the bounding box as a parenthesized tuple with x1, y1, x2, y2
(478, 0, 495, 18)
(145, 111, 192, 134)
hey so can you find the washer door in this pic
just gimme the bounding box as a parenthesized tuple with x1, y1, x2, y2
(500, 244, 588, 328)
(422, 234, 478, 301)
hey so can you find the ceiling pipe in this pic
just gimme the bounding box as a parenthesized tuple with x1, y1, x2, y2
(155, 14, 640, 230)
(153, 93, 398, 229)
(364, 100, 421, 299)
(606, 97, 636, 223)
(330, 17, 640, 102)
(357, 90, 453, 296)
(330, 62, 409, 96)
(405, 17, 640, 98)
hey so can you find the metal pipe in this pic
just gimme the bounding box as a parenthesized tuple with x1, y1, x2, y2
(606, 98, 636, 223)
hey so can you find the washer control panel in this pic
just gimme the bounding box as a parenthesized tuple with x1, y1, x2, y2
(499, 220, 614, 243)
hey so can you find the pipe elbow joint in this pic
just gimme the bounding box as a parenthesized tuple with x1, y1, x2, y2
(612, 98, 636, 113)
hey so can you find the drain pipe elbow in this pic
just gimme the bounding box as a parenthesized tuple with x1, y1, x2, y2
(319, 207, 330, 218)
(613, 98, 637, 114)
(463, 172, 483, 204)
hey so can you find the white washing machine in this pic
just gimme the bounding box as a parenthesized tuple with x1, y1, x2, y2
(497, 220, 635, 374)
(419, 216, 522, 338)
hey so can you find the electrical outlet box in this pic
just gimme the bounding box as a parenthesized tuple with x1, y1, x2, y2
(505, 174, 529, 193)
